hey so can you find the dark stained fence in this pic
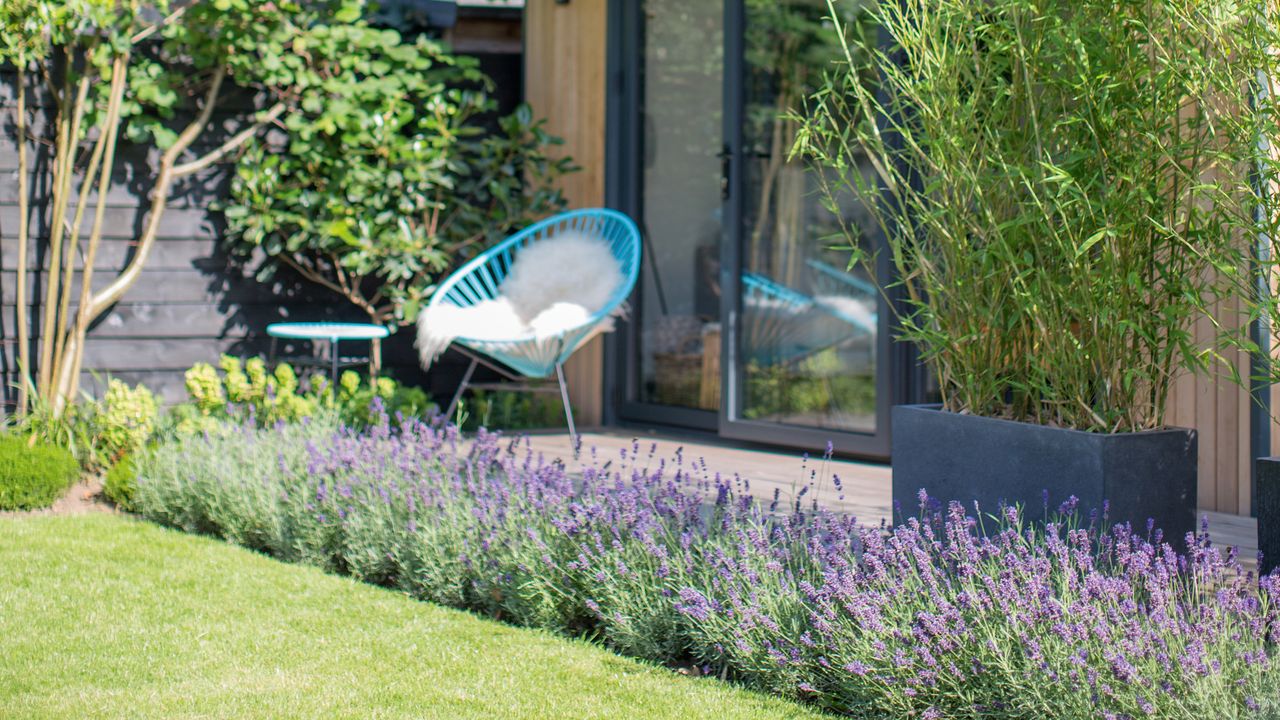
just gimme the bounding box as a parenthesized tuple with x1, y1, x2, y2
(0, 11, 523, 411)
(0, 71, 434, 408)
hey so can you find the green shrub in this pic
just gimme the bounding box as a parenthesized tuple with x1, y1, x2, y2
(0, 436, 79, 511)
(797, 0, 1280, 432)
(9, 378, 157, 471)
(103, 454, 137, 511)
(334, 371, 433, 427)
(457, 389, 568, 432)
(222, 22, 573, 374)
(175, 356, 434, 433)
(92, 380, 158, 465)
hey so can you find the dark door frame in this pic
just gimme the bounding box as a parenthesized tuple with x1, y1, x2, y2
(602, 0, 924, 460)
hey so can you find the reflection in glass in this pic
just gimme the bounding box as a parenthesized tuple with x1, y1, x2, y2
(739, 0, 879, 432)
(636, 0, 724, 410)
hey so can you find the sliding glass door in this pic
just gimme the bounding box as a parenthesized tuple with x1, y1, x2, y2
(628, 0, 725, 430)
(610, 0, 899, 457)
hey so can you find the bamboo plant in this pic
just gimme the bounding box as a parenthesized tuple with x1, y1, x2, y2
(796, 0, 1280, 433)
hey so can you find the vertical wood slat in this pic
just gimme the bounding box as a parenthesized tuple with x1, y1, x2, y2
(1238, 321, 1251, 516)
(1193, 303, 1218, 510)
(524, 0, 609, 426)
(1168, 285, 1255, 516)
(1216, 292, 1240, 514)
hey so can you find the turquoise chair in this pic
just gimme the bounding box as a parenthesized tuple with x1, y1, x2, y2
(740, 270, 876, 366)
(430, 208, 642, 440)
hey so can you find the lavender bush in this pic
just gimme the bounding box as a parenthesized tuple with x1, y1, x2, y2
(131, 411, 1279, 718)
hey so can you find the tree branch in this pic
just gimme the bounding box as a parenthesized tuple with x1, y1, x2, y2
(130, 5, 188, 43)
(173, 101, 287, 176)
(170, 65, 227, 158)
(82, 66, 229, 319)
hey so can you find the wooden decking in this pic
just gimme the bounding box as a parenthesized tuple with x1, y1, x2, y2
(519, 429, 1259, 565)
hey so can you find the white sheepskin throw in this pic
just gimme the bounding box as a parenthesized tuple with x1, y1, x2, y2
(416, 231, 627, 370)
(813, 294, 877, 332)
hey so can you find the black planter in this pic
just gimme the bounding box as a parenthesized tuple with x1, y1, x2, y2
(1257, 458, 1280, 575)
(891, 404, 1197, 543)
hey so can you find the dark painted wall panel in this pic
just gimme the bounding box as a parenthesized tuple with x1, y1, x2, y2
(0, 73, 433, 409)
(0, 14, 524, 412)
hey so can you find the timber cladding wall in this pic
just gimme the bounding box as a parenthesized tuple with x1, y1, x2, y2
(524, 0, 608, 427)
(0, 72, 426, 407)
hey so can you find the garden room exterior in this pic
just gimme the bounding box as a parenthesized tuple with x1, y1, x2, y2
(528, 0, 1270, 520)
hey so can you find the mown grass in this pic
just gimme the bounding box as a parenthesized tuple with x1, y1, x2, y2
(0, 514, 825, 720)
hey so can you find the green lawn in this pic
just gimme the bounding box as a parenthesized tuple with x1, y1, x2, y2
(0, 514, 824, 720)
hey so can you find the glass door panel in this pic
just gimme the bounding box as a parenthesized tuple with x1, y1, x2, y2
(614, 0, 894, 456)
(633, 0, 725, 413)
(731, 0, 882, 436)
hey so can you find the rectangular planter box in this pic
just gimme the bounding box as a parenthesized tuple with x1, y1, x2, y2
(1257, 458, 1280, 575)
(892, 405, 1197, 543)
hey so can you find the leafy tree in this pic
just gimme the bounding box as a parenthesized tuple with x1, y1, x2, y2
(1, 0, 358, 413)
(222, 26, 574, 373)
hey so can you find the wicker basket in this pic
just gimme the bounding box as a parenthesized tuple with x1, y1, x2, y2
(654, 350, 704, 409)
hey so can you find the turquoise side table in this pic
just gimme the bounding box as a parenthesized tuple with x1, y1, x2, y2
(266, 322, 390, 384)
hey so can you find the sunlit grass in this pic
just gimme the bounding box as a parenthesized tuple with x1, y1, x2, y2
(0, 514, 824, 720)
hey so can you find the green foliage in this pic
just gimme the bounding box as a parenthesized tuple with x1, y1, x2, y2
(335, 372, 433, 427)
(92, 379, 157, 465)
(743, 354, 875, 422)
(0, 435, 79, 510)
(457, 389, 568, 432)
(103, 454, 136, 511)
(222, 23, 574, 330)
(10, 383, 96, 465)
(175, 356, 433, 432)
(0, 0, 359, 173)
(796, 0, 1280, 432)
(8, 377, 154, 470)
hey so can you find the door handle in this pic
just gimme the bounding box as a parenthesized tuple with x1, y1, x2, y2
(718, 145, 732, 200)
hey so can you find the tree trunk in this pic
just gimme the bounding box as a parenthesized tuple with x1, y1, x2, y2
(14, 67, 31, 415)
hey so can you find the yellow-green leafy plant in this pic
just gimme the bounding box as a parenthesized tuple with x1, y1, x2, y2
(92, 380, 157, 465)
(183, 356, 320, 428)
(184, 362, 225, 415)
(176, 357, 431, 431)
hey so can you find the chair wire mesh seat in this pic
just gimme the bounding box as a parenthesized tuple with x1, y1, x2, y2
(429, 208, 642, 440)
